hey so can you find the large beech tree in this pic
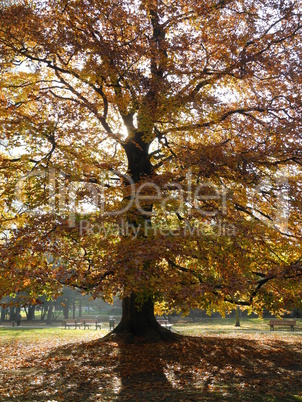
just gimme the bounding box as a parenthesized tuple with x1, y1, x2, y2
(0, 0, 302, 342)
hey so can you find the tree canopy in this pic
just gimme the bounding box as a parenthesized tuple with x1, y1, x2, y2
(0, 0, 302, 338)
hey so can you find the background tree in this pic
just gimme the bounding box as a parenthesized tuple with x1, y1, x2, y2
(0, 0, 302, 342)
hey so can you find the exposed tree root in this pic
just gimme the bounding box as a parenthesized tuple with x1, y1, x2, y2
(101, 294, 182, 344)
(101, 326, 182, 344)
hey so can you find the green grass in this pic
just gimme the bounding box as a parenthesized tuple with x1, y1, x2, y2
(172, 317, 302, 336)
(1, 316, 301, 337)
(0, 317, 300, 342)
(0, 326, 109, 343)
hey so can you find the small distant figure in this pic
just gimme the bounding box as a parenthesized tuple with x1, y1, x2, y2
(16, 312, 21, 327)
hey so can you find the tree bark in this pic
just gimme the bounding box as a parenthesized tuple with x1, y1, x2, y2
(1, 307, 6, 322)
(63, 305, 69, 319)
(27, 305, 35, 320)
(123, 133, 153, 182)
(41, 304, 46, 321)
(104, 294, 179, 343)
(24, 305, 35, 320)
(235, 307, 240, 327)
(9, 306, 15, 321)
(46, 301, 54, 325)
(105, 131, 179, 343)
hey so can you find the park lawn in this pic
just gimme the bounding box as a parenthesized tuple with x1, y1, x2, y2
(0, 323, 301, 401)
(173, 317, 302, 335)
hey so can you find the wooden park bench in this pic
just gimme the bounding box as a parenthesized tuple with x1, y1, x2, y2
(83, 319, 101, 330)
(64, 319, 83, 329)
(157, 319, 173, 331)
(269, 319, 296, 331)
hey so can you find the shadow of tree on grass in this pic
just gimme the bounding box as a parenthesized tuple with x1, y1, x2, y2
(1, 334, 302, 401)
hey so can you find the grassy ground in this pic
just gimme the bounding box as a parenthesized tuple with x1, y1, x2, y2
(173, 317, 302, 335)
(0, 319, 301, 401)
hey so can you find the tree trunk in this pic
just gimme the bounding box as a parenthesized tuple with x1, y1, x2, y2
(41, 305, 46, 321)
(104, 133, 180, 343)
(1, 307, 6, 322)
(235, 307, 240, 327)
(63, 305, 69, 319)
(9, 306, 15, 321)
(46, 301, 54, 325)
(27, 305, 35, 320)
(41, 301, 49, 321)
(104, 294, 179, 343)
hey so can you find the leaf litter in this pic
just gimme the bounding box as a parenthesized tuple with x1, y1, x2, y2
(0, 331, 301, 401)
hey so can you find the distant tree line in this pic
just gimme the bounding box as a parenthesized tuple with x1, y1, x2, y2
(0, 287, 110, 324)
